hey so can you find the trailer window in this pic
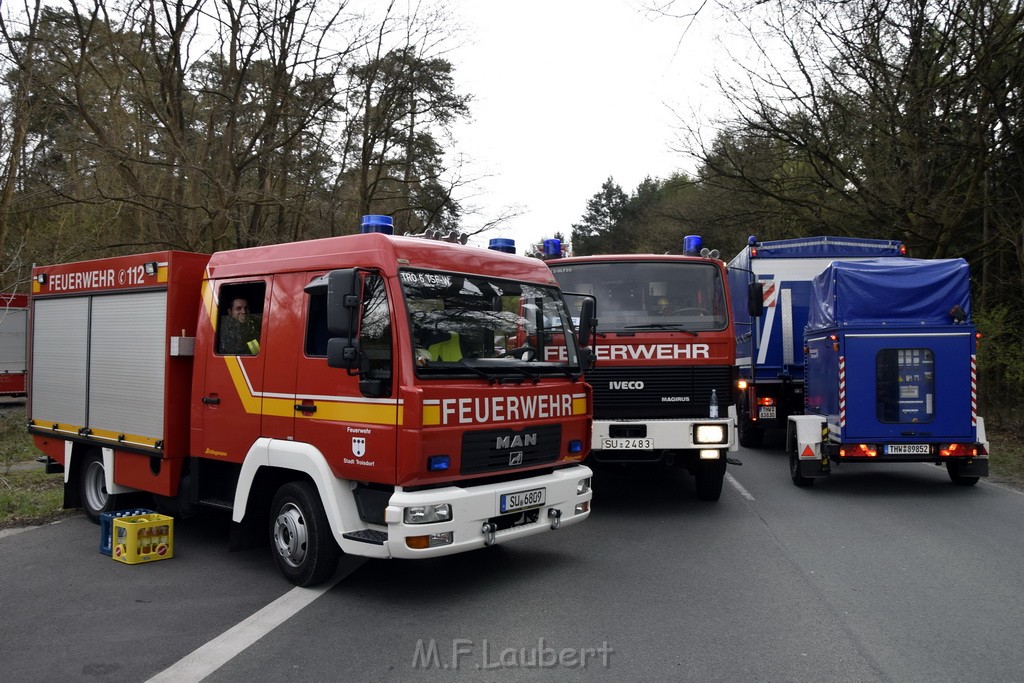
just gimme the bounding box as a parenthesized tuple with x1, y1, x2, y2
(217, 282, 265, 355)
(876, 349, 935, 423)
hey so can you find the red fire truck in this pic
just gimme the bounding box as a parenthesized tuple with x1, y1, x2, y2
(548, 236, 738, 500)
(28, 216, 595, 585)
(0, 293, 28, 397)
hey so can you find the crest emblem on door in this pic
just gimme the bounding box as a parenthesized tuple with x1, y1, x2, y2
(352, 437, 366, 458)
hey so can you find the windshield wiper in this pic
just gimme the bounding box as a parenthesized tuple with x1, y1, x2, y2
(455, 360, 500, 384)
(496, 363, 542, 384)
(623, 323, 699, 336)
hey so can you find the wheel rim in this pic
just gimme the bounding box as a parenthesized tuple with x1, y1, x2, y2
(83, 460, 108, 512)
(273, 502, 308, 568)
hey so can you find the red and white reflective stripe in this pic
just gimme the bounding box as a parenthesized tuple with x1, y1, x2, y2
(839, 356, 846, 427)
(762, 281, 777, 308)
(971, 354, 977, 426)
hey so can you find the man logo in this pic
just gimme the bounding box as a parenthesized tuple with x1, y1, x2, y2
(352, 437, 366, 458)
(509, 451, 523, 466)
(496, 433, 537, 449)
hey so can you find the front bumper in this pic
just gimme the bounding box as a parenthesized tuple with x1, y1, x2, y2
(591, 417, 737, 453)
(381, 465, 593, 559)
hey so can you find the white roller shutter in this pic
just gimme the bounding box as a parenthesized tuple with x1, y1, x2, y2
(0, 307, 27, 373)
(89, 291, 167, 440)
(31, 298, 90, 426)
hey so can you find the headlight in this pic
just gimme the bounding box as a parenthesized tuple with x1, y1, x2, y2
(576, 477, 592, 495)
(404, 503, 453, 524)
(695, 424, 726, 444)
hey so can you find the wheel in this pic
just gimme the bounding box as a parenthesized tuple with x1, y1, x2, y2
(789, 445, 814, 487)
(270, 481, 340, 586)
(694, 462, 725, 501)
(947, 462, 980, 486)
(79, 450, 121, 523)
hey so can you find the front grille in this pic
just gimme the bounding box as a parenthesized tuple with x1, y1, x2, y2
(588, 366, 733, 420)
(461, 424, 561, 475)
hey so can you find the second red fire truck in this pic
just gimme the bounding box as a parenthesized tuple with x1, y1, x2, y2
(549, 236, 738, 500)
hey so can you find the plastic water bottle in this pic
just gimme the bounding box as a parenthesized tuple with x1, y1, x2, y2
(710, 389, 719, 418)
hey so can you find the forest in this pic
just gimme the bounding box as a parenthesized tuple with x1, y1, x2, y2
(1, 0, 1023, 424)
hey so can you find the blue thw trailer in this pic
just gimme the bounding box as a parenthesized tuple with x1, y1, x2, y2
(787, 258, 988, 487)
(728, 236, 905, 447)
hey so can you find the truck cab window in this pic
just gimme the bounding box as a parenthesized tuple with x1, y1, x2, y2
(217, 283, 265, 355)
(305, 288, 329, 357)
(401, 269, 579, 372)
(360, 275, 393, 393)
(304, 274, 392, 388)
(552, 261, 727, 332)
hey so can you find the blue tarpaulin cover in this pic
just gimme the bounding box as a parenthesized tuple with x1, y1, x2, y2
(807, 257, 971, 330)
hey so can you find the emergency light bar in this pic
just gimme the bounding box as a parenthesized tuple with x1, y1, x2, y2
(402, 228, 469, 244)
(488, 238, 516, 254)
(360, 214, 394, 234)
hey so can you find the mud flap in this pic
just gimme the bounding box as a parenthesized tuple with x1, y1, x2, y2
(953, 458, 988, 477)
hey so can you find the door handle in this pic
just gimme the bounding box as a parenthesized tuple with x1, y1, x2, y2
(295, 404, 317, 414)
(202, 396, 221, 405)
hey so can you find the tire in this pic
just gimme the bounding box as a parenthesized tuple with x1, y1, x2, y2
(789, 445, 814, 487)
(947, 462, 980, 487)
(79, 450, 121, 523)
(694, 462, 725, 501)
(270, 481, 340, 586)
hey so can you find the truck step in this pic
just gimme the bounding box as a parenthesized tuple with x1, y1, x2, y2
(198, 497, 234, 511)
(342, 529, 388, 545)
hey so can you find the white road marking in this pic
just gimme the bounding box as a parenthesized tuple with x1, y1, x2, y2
(147, 558, 364, 682)
(726, 472, 755, 501)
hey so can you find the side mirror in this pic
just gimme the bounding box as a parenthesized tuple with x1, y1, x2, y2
(326, 337, 360, 370)
(748, 282, 764, 317)
(577, 297, 596, 345)
(327, 269, 360, 336)
(577, 297, 597, 370)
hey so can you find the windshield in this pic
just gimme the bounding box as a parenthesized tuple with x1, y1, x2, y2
(550, 261, 728, 333)
(399, 269, 581, 376)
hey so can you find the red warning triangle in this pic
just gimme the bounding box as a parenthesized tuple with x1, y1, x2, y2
(801, 446, 814, 457)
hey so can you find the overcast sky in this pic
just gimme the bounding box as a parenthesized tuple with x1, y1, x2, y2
(446, 0, 726, 255)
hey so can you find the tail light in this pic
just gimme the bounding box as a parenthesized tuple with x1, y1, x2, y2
(839, 444, 877, 457)
(940, 444, 978, 457)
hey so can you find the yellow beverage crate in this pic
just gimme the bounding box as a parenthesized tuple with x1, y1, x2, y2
(111, 513, 174, 564)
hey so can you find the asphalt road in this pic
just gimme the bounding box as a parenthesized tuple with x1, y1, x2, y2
(2, 444, 1022, 682)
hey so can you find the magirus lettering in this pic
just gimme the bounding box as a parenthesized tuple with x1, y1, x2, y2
(609, 381, 645, 390)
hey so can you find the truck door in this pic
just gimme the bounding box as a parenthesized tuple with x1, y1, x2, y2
(843, 332, 976, 441)
(199, 279, 271, 463)
(292, 271, 399, 482)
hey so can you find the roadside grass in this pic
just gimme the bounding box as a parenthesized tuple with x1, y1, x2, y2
(987, 427, 1024, 488)
(0, 406, 74, 530)
(0, 403, 1022, 530)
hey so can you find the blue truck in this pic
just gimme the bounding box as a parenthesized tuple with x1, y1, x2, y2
(786, 257, 988, 486)
(728, 236, 905, 447)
